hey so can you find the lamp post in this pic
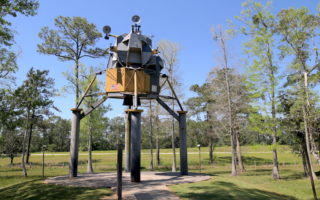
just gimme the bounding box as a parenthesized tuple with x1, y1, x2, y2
(197, 144, 201, 173)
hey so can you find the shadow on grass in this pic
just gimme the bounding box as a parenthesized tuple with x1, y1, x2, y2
(245, 168, 317, 181)
(281, 170, 320, 181)
(240, 169, 273, 177)
(205, 169, 274, 177)
(0, 176, 44, 181)
(0, 167, 21, 172)
(175, 181, 297, 200)
(0, 180, 112, 200)
(203, 168, 309, 182)
(3, 159, 103, 168)
(205, 156, 273, 166)
(47, 159, 102, 167)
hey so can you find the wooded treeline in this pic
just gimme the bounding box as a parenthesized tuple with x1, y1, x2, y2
(0, 0, 319, 187)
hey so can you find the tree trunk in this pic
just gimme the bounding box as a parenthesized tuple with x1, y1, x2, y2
(207, 112, 214, 165)
(59, 127, 64, 152)
(302, 105, 317, 180)
(269, 64, 280, 179)
(87, 121, 94, 173)
(219, 32, 237, 176)
(236, 130, 245, 172)
(303, 71, 320, 164)
(26, 112, 35, 164)
(272, 137, 280, 179)
(10, 156, 14, 165)
(231, 133, 237, 176)
(171, 117, 177, 172)
(171, 102, 177, 172)
(209, 138, 214, 165)
(309, 131, 320, 164)
(302, 72, 317, 180)
(149, 101, 154, 170)
(156, 116, 161, 167)
(21, 118, 29, 177)
(302, 137, 318, 200)
(224, 64, 237, 176)
(302, 148, 309, 177)
(75, 59, 80, 106)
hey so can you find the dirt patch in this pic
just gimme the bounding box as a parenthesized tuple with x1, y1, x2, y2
(44, 172, 211, 200)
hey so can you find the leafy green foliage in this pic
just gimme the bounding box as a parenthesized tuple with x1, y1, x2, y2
(44, 116, 71, 152)
(37, 16, 108, 105)
(0, 0, 38, 81)
(16, 68, 55, 114)
(37, 16, 107, 62)
(0, 0, 38, 47)
(238, 1, 281, 142)
(0, 48, 17, 80)
(79, 66, 111, 151)
(186, 67, 250, 146)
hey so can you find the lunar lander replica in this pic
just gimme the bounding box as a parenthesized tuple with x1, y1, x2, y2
(69, 15, 188, 182)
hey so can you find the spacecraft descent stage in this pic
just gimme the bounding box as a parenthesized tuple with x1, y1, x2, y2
(69, 15, 188, 182)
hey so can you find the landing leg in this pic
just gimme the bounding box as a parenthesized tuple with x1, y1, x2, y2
(125, 111, 131, 172)
(178, 111, 188, 175)
(129, 109, 143, 182)
(69, 108, 82, 177)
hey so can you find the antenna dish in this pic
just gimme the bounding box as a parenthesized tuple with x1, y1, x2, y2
(131, 15, 140, 23)
(103, 25, 111, 34)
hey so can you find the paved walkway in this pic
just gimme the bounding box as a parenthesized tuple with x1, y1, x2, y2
(44, 172, 211, 200)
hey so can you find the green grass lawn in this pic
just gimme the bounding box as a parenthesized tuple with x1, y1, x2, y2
(0, 179, 112, 200)
(170, 166, 320, 200)
(0, 145, 319, 199)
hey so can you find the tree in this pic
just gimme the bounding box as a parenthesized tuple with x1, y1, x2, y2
(107, 117, 124, 150)
(37, 16, 108, 105)
(158, 39, 182, 172)
(0, 0, 38, 82)
(207, 67, 249, 173)
(44, 116, 71, 152)
(147, 100, 155, 170)
(212, 26, 245, 175)
(0, 0, 39, 47)
(154, 103, 162, 167)
(0, 48, 17, 82)
(277, 7, 320, 181)
(278, 88, 318, 200)
(0, 88, 24, 164)
(278, 89, 308, 174)
(237, 0, 280, 179)
(0, 89, 22, 133)
(79, 66, 110, 173)
(0, 130, 22, 165)
(17, 68, 55, 176)
(187, 83, 219, 164)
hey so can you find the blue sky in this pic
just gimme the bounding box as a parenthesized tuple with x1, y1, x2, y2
(7, 0, 319, 119)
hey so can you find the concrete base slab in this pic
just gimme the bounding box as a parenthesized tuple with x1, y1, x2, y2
(44, 172, 211, 200)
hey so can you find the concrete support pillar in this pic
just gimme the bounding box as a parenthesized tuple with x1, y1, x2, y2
(124, 111, 131, 172)
(129, 109, 143, 182)
(69, 108, 82, 177)
(178, 111, 188, 175)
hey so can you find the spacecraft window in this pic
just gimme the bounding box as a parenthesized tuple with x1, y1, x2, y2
(146, 65, 156, 71)
(123, 39, 129, 46)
